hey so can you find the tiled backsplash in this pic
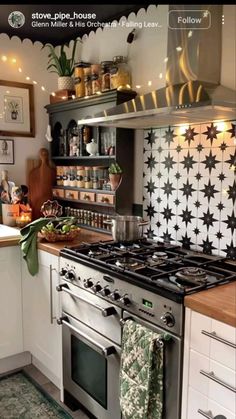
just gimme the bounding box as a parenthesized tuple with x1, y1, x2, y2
(143, 121, 236, 258)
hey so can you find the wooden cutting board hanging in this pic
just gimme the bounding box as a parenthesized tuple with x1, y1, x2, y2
(28, 148, 56, 220)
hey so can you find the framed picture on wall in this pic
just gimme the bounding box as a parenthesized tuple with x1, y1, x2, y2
(0, 138, 14, 164)
(0, 80, 35, 137)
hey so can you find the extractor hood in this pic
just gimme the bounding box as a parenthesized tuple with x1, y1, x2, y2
(78, 5, 236, 129)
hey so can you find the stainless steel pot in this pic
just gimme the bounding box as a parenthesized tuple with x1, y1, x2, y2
(104, 215, 149, 242)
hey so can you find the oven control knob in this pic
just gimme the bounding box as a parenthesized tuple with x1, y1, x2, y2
(110, 291, 120, 301)
(119, 295, 131, 306)
(65, 271, 75, 281)
(59, 268, 67, 276)
(100, 286, 111, 297)
(84, 279, 93, 289)
(92, 283, 102, 293)
(160, 312, 175, 327)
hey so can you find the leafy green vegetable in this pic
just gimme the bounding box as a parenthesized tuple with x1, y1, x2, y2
(108, 162, 123, 174)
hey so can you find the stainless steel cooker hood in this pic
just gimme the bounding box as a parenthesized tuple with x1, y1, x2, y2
(78, 5, 236, 129)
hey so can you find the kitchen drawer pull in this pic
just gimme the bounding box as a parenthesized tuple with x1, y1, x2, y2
(57, 284, 117, 317)
(200, 370, 236, 393)
(202, 330, 236, 349)
(57, 316, 116, 357)
(49, 265, 56, 324)
(198, 409, 213, 418)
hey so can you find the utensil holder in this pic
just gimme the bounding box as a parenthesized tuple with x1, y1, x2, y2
(1, 204, 20, 227)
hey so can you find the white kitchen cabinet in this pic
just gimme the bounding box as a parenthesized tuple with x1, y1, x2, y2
(0, 246, 23, 360)
(182, 309, 236, 419)
(21, 250, 62, 388)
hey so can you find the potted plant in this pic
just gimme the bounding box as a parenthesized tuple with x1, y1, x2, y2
(45, 39, 80, 90)
(108, 162, 123, 191)
(8, 100, 19, 120)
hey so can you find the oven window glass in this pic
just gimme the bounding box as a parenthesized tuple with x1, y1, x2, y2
(71, 335, 107, 408)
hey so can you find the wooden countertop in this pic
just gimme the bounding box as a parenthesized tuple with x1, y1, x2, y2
(38, 228, 112, 256)
(0, 238, 20, 247)
(185, 282, 236, 327)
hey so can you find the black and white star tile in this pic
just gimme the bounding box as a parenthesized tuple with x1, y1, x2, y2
(143, 121, 236, 257)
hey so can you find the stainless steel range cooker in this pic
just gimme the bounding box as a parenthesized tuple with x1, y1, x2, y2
(57, 239, 236, 419)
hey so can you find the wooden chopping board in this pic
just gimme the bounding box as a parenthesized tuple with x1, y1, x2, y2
(28, 148, 56, 220)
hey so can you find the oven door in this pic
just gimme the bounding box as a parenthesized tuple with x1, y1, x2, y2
(122, 311, 182, 419)
(62, 312, 121, 419)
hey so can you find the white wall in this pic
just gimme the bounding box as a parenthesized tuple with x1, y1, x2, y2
(221, 5, 236, 89)
(0, 34, 57, 185)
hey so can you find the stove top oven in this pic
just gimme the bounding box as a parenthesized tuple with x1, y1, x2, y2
(57, 240, 236, 419)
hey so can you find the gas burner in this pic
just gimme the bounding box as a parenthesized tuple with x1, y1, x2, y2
(88, 249, 104, 257)
(152, 252, 168, 260)
(176, 267, 208, 283)
(115, 257, 144, 270)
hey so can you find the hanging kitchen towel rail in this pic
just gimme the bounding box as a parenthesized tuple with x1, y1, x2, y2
(119, 319, 166, 419)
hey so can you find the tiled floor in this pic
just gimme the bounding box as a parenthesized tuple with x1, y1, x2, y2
(1, 364, 89, 419)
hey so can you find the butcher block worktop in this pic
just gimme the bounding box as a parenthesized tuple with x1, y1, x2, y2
(38, 228, 111, 256)
(185, 281, 236, 327)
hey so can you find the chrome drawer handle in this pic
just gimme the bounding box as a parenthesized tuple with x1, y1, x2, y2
(200, 370, 236, 393)
(198, 409, 213, 418)
(202, 330, 236, 349)
(56, 284, 117, 317)
(57, 316, 116, 357)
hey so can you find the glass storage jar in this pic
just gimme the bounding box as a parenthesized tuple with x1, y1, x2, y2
(69, 166, 77, 187)
(84, 66, 92, 96)
(74, 64, 85, 98)
(91, 64, 101, 94)
(101, 61, 113, 91)
(110, 56, 131, 91)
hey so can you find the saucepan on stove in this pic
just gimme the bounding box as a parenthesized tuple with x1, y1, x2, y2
(104, 215, 149, 241)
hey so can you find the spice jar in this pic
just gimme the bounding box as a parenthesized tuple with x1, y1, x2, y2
(91, 64, 101, 94)
(77, 166, 85, 188)
(63, 166, 70, 186)
(110, 56, 131, 91)
(69, 166, 77, 187)
(101, 61, 113, 91)
(84, 167, 92, 189)
(84, 66, 92, 96)
(56, 166, 63, 186)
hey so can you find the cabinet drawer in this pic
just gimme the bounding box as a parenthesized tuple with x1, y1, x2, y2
(207, 360, 236, 413)
(187, 387, 208, 419)
(96, 193, 115, 205)
(207, 397, 235, 419)
(189, 350, 210, 396)
(80, 191, 95, 202)
(52, 188, 65, 199)
(209, 320, 236, 370)
(190, 311, 211, 356)
(65, 190, 79, 200)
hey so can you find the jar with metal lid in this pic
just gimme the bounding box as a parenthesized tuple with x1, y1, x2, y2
(69, 166, 77, 187)
(74, 62, 91, 98)
(91, 64, 101, 94)
(110, 56, 131, 91)
(101, 61, 113, 91)
(84, 167, 92, 189)
(84, 66, 92, 96)
(77, 166, 85, 188)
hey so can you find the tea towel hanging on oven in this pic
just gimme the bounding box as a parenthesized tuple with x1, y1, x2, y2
(119, 319, 164, 419)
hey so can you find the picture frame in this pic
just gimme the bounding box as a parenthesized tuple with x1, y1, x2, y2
(0, 138, 14, 164)
(0, 80, 35, 137)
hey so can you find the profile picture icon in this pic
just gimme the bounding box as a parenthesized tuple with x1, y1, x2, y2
(8, 11, 25, 28)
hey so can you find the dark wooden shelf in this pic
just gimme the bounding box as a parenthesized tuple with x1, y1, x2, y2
(54, 186, 115, 195)
(54, 197, 115, 208)
(52, 155, 115, 160)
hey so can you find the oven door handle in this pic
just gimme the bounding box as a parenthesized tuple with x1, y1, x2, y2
(57, 316, 116, 357)
(57, 284, 117, 317)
